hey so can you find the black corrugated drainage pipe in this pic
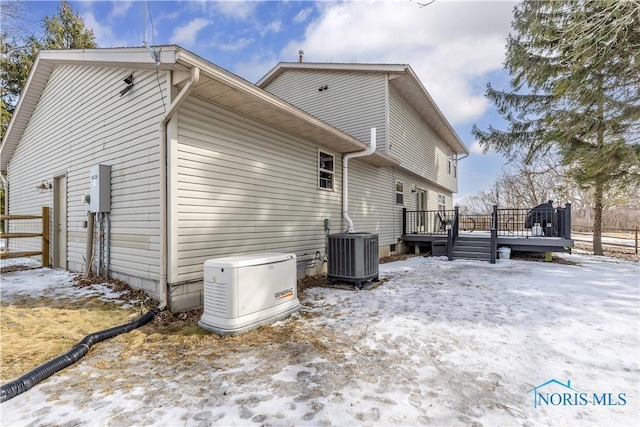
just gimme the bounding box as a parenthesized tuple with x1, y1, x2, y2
(1, 307, 160, 403)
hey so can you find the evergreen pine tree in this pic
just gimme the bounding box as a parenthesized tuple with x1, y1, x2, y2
(1, 1, 96, 139)
(472, 0, 640, 255)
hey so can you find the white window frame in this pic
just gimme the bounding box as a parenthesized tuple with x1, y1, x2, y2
(395, 181, 404, 205)
(447, 148, 453, 175)
(438, 193, 446, 211)
(318, 150, 335, 190)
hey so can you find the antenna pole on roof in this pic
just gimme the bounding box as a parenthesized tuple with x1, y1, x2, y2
(142, 1, 161, 66)
(142, 1, 146, 46)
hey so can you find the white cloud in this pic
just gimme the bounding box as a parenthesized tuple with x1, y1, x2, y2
(262, 19, 282, 35)
(218, 37, 254, 52)
(170, 18, 210, 46)
(213, 1, 257, 20)
(470, 140, 485, 155)
(235, 52, 281, 84)
(277, 0, 517, 125)
(82, 11, 131, 47)
(293, 7, 313, 23)
(109, 1, 133, 19)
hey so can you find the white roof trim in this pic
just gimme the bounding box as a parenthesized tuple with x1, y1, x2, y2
(257, 62, 408, 87)
(1, 47, 184, 171)
(1, 47, 398, 171)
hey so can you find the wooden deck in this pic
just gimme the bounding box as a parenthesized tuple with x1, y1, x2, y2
(404, 231, 574, 253)
(403, 204, 574, 260)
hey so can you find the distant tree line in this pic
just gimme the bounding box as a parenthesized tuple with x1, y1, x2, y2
(459, 157, 640, 232)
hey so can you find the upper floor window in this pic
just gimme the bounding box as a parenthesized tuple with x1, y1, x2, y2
(318, 151, 334, 190)
(438, 193, 446, 211)
(395, 181, 404, 205)
(447, 148, 453, 175)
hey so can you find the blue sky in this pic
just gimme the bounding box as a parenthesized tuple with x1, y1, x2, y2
(18, 0, 517, 200)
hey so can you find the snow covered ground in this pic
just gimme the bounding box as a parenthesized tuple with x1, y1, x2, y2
(572, 233, 638, 249)
(1, 254, 639, 426)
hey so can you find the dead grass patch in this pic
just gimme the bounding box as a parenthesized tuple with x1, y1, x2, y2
(1, 266, 378, 385)
(380, 253, 417, 264)
(0, 304, 137, 383)
(0, 265, 42, 274)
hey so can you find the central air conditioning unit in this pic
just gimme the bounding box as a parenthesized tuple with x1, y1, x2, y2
(199, 253, 301, 336)
(327, 233, 379, 288)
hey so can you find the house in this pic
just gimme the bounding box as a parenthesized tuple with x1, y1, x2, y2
(0, 46, 467, 311)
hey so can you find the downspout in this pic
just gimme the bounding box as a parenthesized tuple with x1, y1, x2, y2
(0, 173, 7, 235)
(343, 128, 377, 233)
(159, 66, 200, 310)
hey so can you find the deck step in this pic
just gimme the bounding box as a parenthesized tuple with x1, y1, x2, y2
(455, 237, 491, 244)
(452, 236, 493, 262)
(453, 252, 492, 261)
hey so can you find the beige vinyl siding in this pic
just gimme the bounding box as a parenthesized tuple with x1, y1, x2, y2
(346, 161, 398, 244)
(7, 64, 166, 286)
(347, 162, 452, 248)
(175, 96, 343, 283)
(388, 86, 457, 192)
(263, 70, 388, 151)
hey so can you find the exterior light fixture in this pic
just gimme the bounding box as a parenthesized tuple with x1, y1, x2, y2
(36, 180, 52, 191)
(120, 74, 134, 96)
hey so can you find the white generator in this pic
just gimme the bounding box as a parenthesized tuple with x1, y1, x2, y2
(198, 253, 301, 336)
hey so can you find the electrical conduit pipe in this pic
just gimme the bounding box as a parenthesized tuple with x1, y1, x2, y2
(343, 128, 377, 232)
(159, 66, 200, 310)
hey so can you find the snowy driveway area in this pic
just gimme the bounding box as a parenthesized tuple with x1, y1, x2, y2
(1, 255, 639, 426)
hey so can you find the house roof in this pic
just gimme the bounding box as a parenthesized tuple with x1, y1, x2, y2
(257, 62, 469, 156)
(0, 46, 399, 171)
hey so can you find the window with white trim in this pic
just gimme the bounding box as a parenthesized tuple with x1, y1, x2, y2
(438, 193, 446, 211)
(447, 148, 453, 175)
(395, 181, 404, 205)
(318, 151, 334, 190)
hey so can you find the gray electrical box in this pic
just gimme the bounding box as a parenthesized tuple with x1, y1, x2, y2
(89, 164, 111, 213)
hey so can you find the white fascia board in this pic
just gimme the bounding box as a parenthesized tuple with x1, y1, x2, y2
(257, 62, 407, 88)
(39, 46, 177, 64)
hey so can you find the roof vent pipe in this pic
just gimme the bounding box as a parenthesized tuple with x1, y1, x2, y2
(343, 128, 376, 233)
(299, 50, 304, 63)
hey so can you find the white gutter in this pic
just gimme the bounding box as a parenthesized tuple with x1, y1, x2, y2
(343, 128, 377, 233)
(158, 66, 200, 310)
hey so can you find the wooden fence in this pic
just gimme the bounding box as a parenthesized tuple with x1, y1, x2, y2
(0, 206, 50, 264)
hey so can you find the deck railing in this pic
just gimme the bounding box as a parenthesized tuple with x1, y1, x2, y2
(490, 205, 497, 263)
(446, 206, 459, 260)
(402, 208, 455, 235)
(494, 204, 571, 238)
(403, 203, 572, 239)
